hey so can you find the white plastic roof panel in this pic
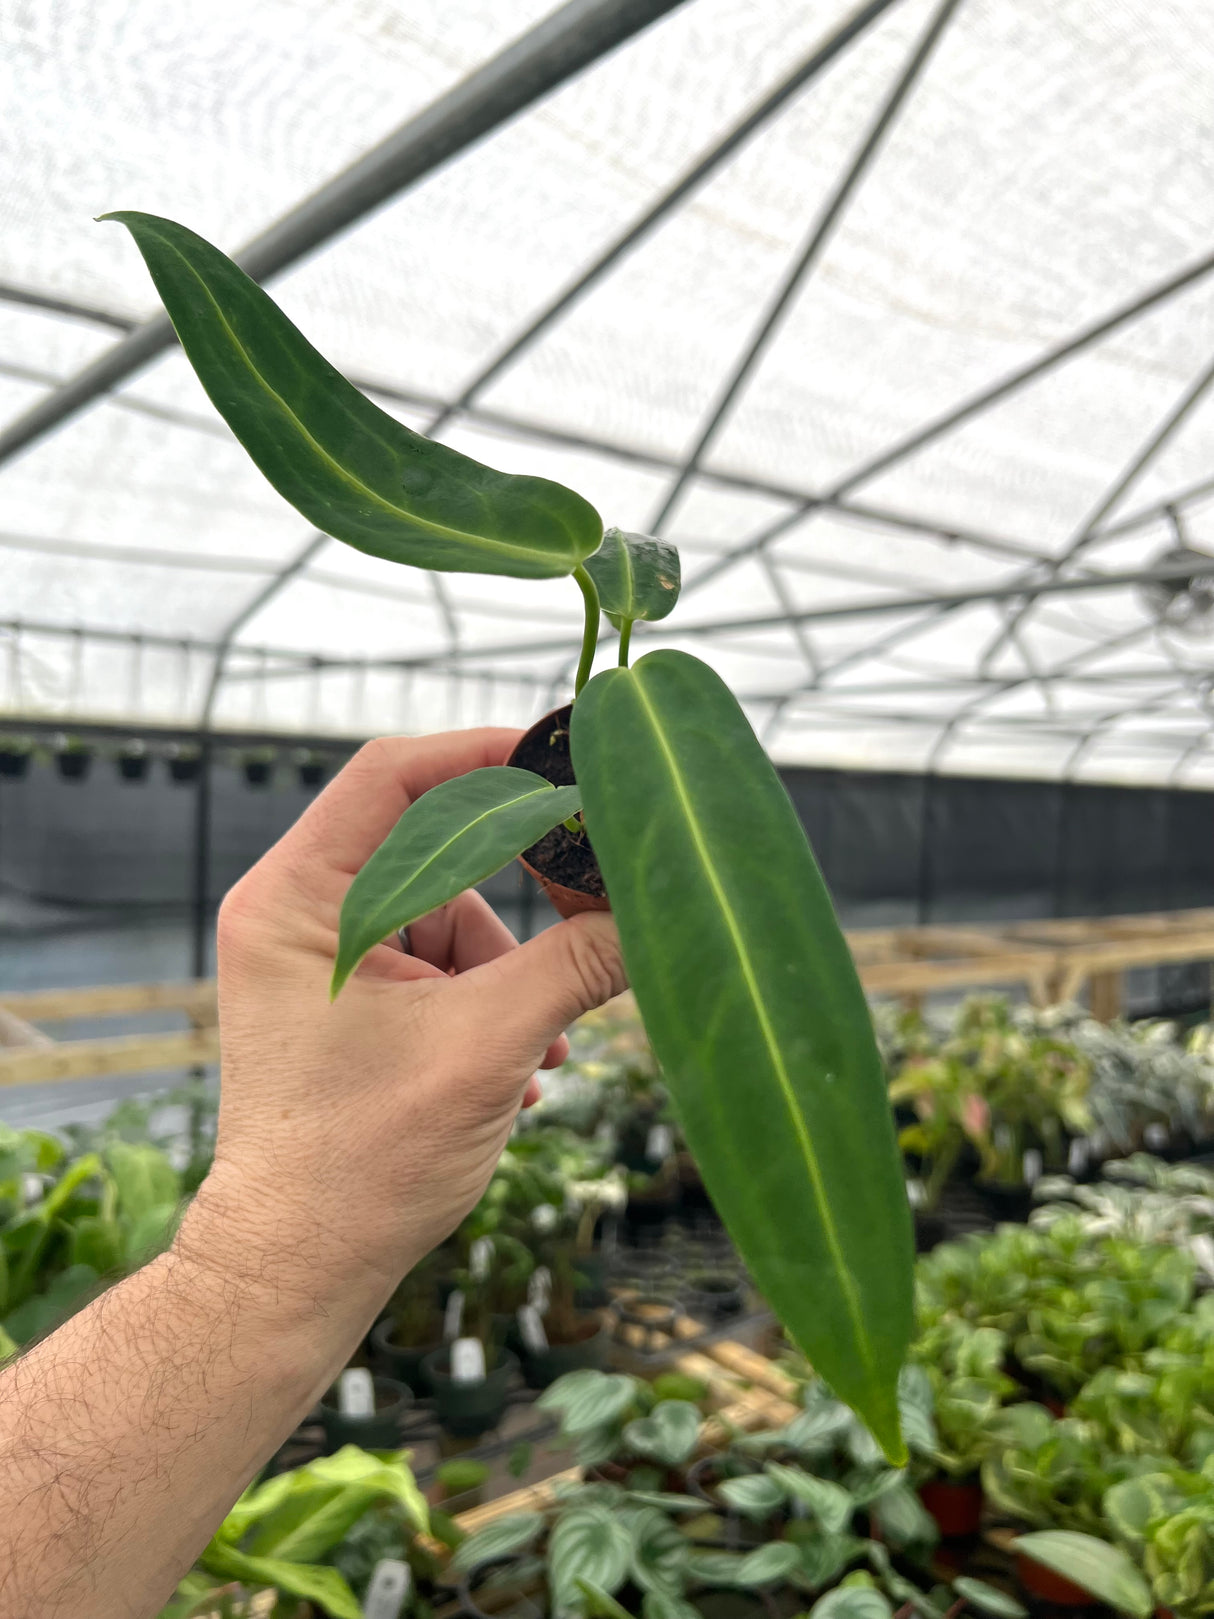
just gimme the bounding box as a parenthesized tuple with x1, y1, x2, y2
(3, 0, 1214, 782)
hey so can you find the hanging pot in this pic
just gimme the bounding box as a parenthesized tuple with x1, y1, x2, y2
(56, 749, 92, 781)
(242, 757, 275, 787)
(506, 705, 610, 920)
(168, 753, 201, 783)
(297, 759, 327, 789)
(0, 750, 30, 779)
(117, 752, 149, 782)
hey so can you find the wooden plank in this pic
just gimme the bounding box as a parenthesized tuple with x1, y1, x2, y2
(859, 951, 1053, 995)
(453, 1467, 582, 1533)
(1088, 968, 1123, 1021)
(0, 1028, 221, 1087)
(704, 1339, 799, 1402)
(894, 927, 1010, 959)
(0, 980, 217, 1024)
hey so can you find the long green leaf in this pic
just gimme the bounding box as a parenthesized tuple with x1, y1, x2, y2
(584, 529, 681, 629)
(102, 212, 603, 578)
(333, 767, 581, 996)
(1011, 1532, 1152, 1617)
(198, 1541, 363, 1619)
(571, 651, 913, 1459)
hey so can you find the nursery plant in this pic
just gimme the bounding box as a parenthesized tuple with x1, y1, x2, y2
(107, 212, 913, 1457)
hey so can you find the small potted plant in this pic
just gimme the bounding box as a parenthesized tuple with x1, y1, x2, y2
(422, 1257, 519, 1439)
(115, 740, 149, 782)
(240, 746, 276, 787)
(166, 741, 201, 783)
(0, 734, 32, 779)
(318, 1369, 413, 1452)
(296, 748, 327, 789)
(55, 735, 93, 781)
(110, 211, 919, 1461)
(371, 1250, 445, 1393)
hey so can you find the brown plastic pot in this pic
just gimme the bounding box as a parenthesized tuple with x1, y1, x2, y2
(1016, 1551, 1096, 1605)
(918, 1478, 983, 1538)
(507, 704, 611, 920)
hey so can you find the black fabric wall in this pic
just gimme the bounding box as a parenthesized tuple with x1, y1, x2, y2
(2, 757, 1213, 979)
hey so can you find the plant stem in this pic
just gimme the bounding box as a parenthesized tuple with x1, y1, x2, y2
(617, 619, 633, 667)
(572, 565, 601, 698)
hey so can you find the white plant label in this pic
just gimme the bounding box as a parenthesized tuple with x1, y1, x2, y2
(905, 1178, 926, 1208)
(527, 1266, 551, 1312)
(1144, 1122, 1170, 1150)
(469, 1237, 494, 1280)
(451, 1336, 486, 1384)
(517, 1304, 549, 1352)
(646, 1124, 674, 1163)
(21, 1172, 44, 1207)
(338, 1368, 375, 1418)
(364, 1558, 411, 1619)
(1022, 1149, 1042, 1186)
(595, 1120, 614, 1146)
(530, 1202, 558, 1233)
(1068, 1138, 1089, 1174)
(443, 1289, 465, 1342)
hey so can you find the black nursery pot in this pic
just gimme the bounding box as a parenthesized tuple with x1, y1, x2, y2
(56, 750, 92, 781)
(506, 705, 610, 921)
(168, 754, 201, 783)
(370, 1317, 441, 1394)
(298, 760, 327, 789)
(683, 1272, 745, 1321)
(117, 754, 149, 782)
(422, 1346, 518, 1438)
(975, 1180, 1035, 1225)
(0, 750, 30, 779)
(518, 1314, 612, 1390)
(318, 1374, 413, 1451)
(243, 759, 274, 787)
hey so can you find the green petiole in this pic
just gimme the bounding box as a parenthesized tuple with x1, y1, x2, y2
(572, 565, 601, 698)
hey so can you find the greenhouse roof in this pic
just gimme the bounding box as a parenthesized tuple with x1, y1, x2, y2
(4, 0, 1214, 783)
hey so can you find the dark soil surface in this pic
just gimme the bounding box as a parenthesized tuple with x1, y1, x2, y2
(508, 704, 605, 897)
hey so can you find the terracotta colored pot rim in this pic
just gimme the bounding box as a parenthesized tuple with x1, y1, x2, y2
(518, 853, 612, 919)
(1015, 1551, 1095, 1605)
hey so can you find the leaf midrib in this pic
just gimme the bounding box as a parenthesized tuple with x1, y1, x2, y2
(626, 663, 872, 1375)
(353, 782, 572, 947)
(146, 222, 569, 570)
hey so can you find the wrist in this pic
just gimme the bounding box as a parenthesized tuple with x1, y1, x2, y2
(173, 1166, 410, 1390)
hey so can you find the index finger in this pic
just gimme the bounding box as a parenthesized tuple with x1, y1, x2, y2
(280, 727, 522, 876)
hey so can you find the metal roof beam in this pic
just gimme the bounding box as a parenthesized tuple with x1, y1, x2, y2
(0, 0, 691, 472)
(648, 0, 963, 533)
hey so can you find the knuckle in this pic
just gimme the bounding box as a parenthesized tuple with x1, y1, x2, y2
(564, 919, 625, 1010)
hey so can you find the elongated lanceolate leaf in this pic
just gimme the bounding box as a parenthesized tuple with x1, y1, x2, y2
(333, 767, 581, 996)
(584, 528, 681, 629)
(102, 212, 603, 579)
(571, 651, 913, 1459)
(1011, 1533, 1152, 1617)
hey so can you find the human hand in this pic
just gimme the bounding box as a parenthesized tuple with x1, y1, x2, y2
(187, 730, 627, 1324)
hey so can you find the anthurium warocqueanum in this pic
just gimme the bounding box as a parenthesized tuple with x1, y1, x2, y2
(108, 211, 914, 1459)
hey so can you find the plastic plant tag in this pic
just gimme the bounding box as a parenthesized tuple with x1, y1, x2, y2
(517, 1305, 549, 1353)
(338, 1368, 376, 1418)
(469, 1237, 494, 1280)
(1022, 1149, 1042, 1185)
(451, 1336, 487, 1384)
(1068, 1138, 1089, 1173)
(528, 1266, 552, 1312)
(364, 1558, 411, 1619)
(531, 1203, 558, 1233)
(905, 1179, 925, 1208)
(21, 1172, 43, 1207)
(646, 1124, 674, 1163)
(443, 1289, 465, 1342)
(1144, 1122, 1170, 1149)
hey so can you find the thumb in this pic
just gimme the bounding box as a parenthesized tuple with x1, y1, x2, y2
(454, 912, 629, 1061)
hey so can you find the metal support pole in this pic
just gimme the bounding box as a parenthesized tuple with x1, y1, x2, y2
(190, 735, 214, 980)
(0, 0, 691, 471)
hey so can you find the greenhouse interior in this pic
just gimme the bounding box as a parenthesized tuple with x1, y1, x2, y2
(3, 0, 1214, 1613)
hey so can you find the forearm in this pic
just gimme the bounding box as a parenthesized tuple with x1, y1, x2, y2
(0, 1175, 397, 1619)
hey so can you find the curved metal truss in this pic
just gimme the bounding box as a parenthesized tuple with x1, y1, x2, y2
(4, 0, 1214, 784)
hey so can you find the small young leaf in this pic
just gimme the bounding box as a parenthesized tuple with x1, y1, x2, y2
(449, 1512, 545, 1574)
(103, 213, 603, 580)
(622, 1401, 701, 1467)
(715, 1472, 786, 1521)
(1011, 1532, 1152, 1618)
(584, 529, 681, 630)
(766, 1464, 854, 1534)
(333, 767, 581, 995)
(951, 1577, 1028, 1619)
